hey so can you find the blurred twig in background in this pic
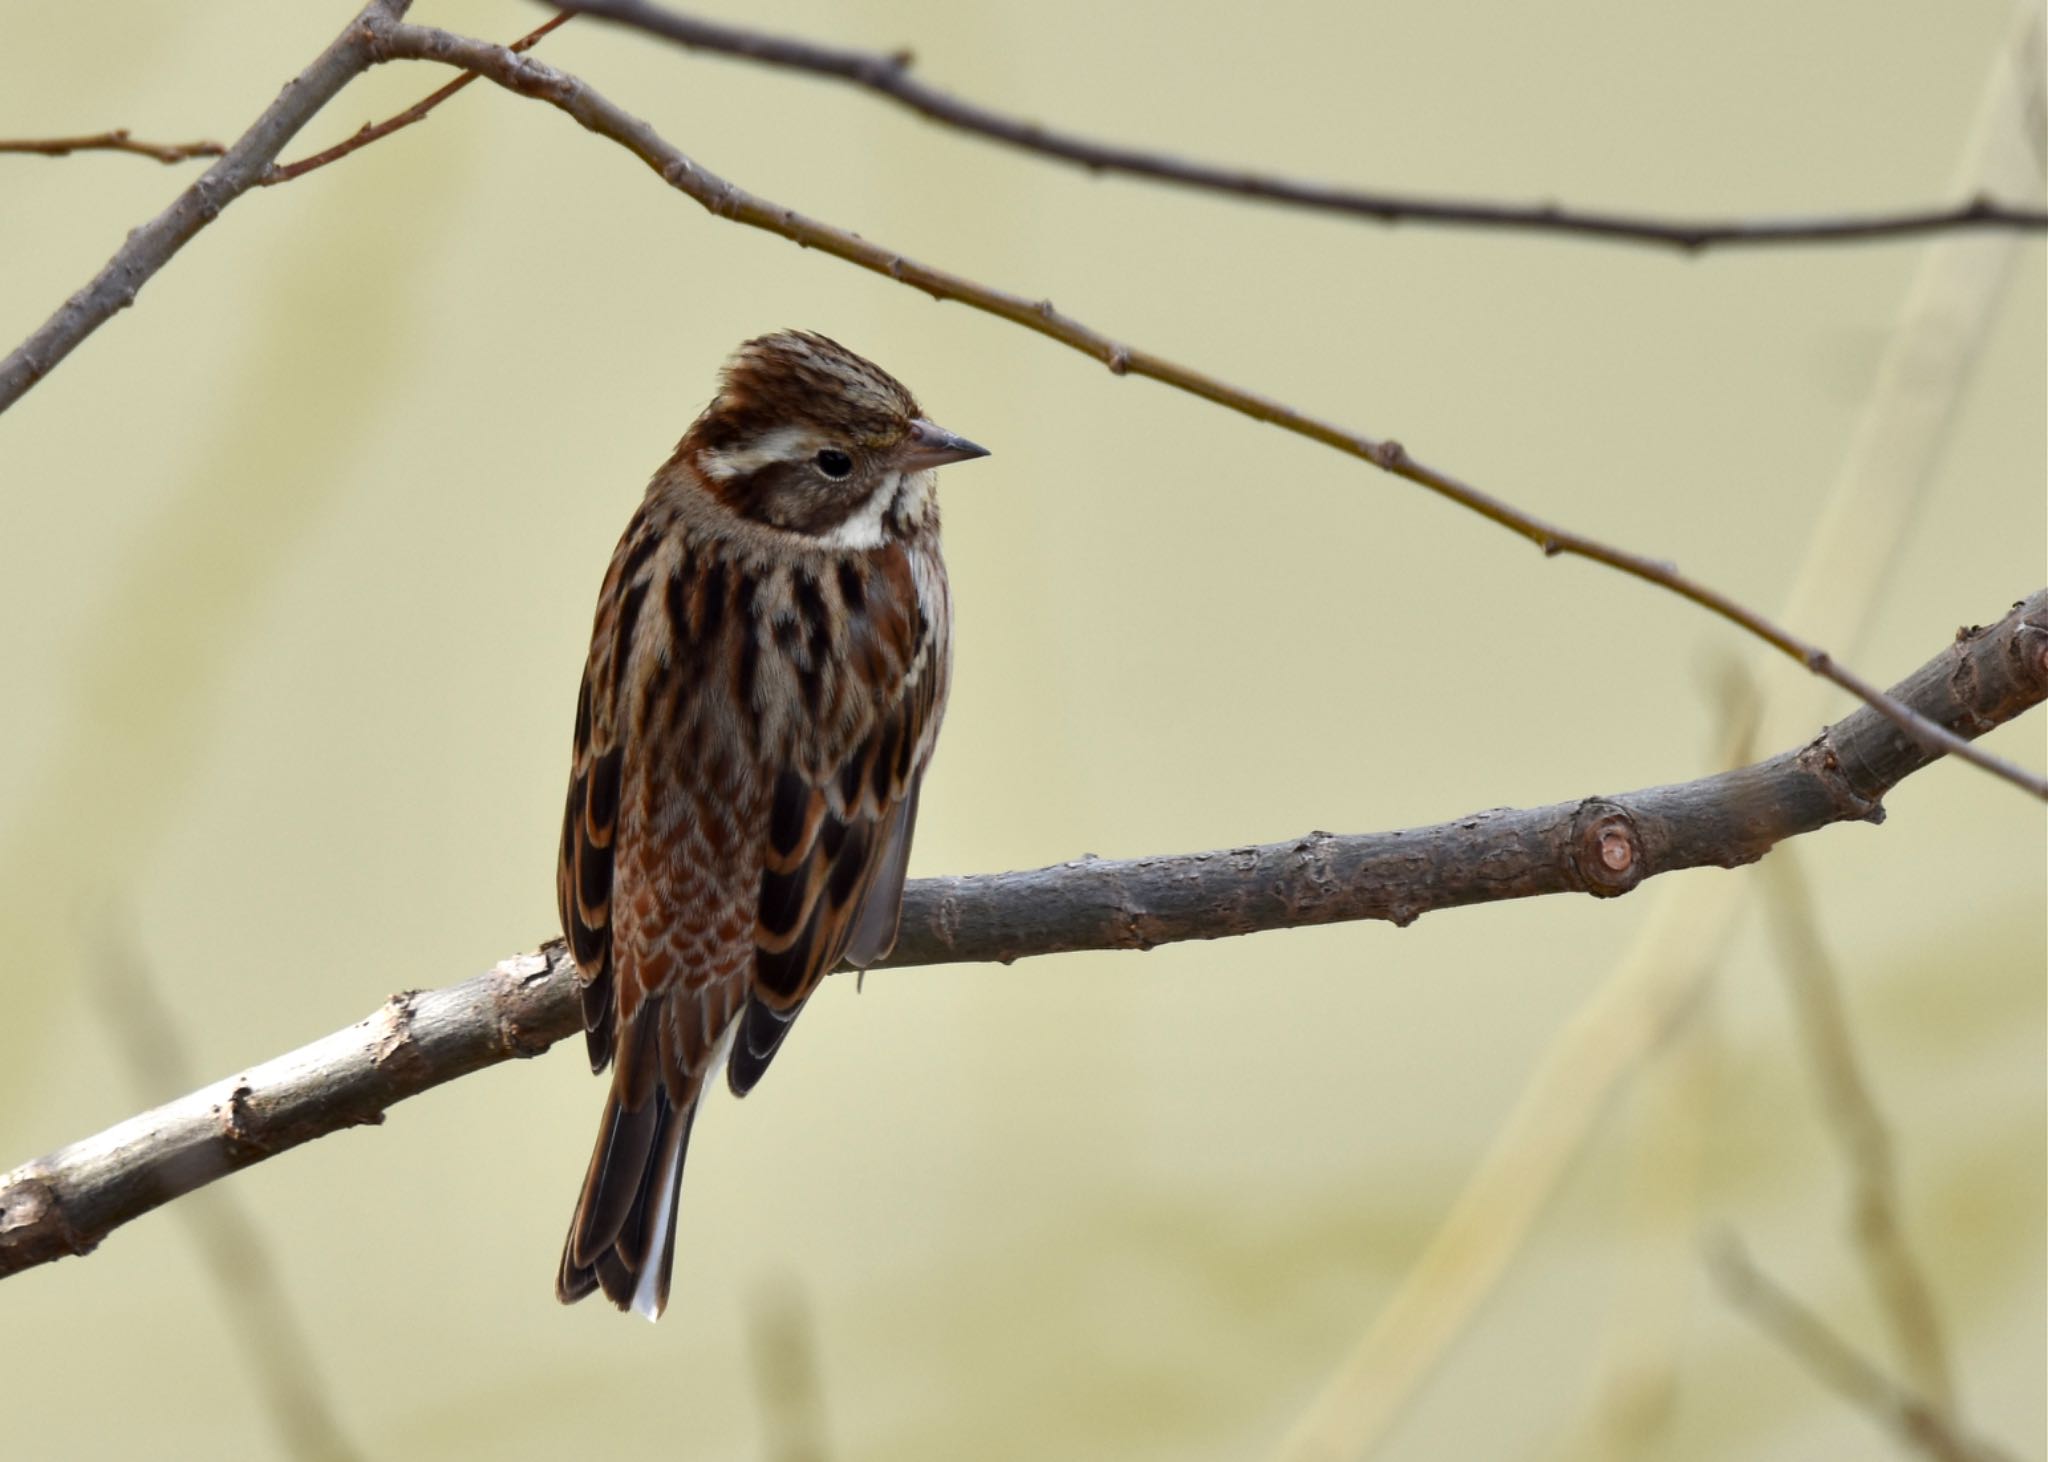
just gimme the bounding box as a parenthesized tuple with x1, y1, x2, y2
(1570, 968, 1726, 1460)
(1270, 873, 1744, 1462)
(1272, 12, 2046, 1450)
(0, 6, 2040, 1454)
(1763, 854, 1957, 1416)
(747, 1278, 833, 1462)
(1, 590, 2041, 1284)
(1, 6, 2042, 795)
(556, 0, 2048, 250)
(1704, 1234, 2018, 1462)
(90, 929, 363, 1462)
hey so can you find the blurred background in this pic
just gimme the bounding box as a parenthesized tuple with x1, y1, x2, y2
(0, 2, 2041, 1458)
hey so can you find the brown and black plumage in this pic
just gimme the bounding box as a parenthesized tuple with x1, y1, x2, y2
(555, 331, 986, 1318)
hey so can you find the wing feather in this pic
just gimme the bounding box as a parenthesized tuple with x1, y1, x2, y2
(557, 605, 628, 1073)
(844, 776, 922, 968)
(729, 548, 947, 1098)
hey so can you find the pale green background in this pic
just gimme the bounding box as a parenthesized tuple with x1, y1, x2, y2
(0, 2, 2041, 1459)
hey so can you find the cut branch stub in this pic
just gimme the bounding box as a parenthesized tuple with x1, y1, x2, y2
(1571, 801, 1644, 898)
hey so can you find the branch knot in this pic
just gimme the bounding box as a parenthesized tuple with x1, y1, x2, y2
(1569, 800, 1644, 898)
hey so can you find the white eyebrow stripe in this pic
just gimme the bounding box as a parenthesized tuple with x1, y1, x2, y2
(696, 426, 817, 482)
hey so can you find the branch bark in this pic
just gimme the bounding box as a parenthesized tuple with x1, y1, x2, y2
(556, 0, 2048, 251)
(3, 590, 2040, 1283)
(0, 0, 412, 416)
(261, 13, 568, 185)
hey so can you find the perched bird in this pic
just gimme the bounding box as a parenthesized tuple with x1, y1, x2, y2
(554, 331, 986, 1318)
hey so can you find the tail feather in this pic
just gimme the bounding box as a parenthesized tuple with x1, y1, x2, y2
(557, 1086, 698, 1319)
(567, 1089, 662, 1270)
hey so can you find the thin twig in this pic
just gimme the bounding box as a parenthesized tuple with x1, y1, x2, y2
(555, 0, 2048, 251)
(1, 590, 2041, 1282)
(0, 0, 416, 417)
(1705, 1234, 2018, 1462)
(1763, 853, 1958, 1414)
(0, 130, 225, 164)
(354, 18, 2048, 802)
(4, 17, 2039, 799)
(90, 931, 363, 1462)
(263, 12, 570, 184)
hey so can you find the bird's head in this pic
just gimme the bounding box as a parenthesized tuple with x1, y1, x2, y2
(674, 330, 987, 547)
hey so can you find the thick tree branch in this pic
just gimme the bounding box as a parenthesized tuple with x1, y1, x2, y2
(0, 0, 413, 417)
(556, 0, 2048, 251)
(0, 131, 225, 164)
(342, 19, 2048, 802)
(3, 591, 2040, 1283)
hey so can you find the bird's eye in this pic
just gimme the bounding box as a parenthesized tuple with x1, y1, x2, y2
(814, 448, 853, 479)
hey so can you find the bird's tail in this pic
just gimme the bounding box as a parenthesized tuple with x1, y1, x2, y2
(556, 1082, 699, 1320)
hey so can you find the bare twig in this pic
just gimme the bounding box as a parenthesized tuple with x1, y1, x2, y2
(0, 14, 566, 190)
(350, 18, 2048, 802)
(262, 13, 570, 184)
(3, 17, 2037, 798)
(0, 131, 225, 164)
(0, 0, 415, 417)
(1705, 1234, 2018, 1462)
(17, 2, 2041, 254)
(1763, 854, 1958, 1414)
(90, 933, 363, 1462)
(555, 0, 2048, 251)
(2, 591, 2040, 1282)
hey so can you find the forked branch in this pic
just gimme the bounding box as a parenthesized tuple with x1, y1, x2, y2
(0, 0, 415, 415)
(262, 12, 569, 184)
(3, 590, 2040, 1282)
(1, 8, 2039, 801)
(350, 17, 2048, 802)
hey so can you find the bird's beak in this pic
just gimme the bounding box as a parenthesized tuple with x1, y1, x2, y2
(900, 418, 990, 472)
